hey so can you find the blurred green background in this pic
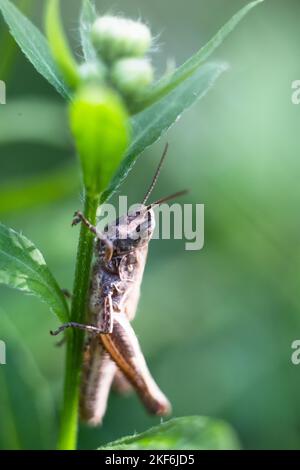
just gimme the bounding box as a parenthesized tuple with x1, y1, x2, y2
(1, 0, 300, 450)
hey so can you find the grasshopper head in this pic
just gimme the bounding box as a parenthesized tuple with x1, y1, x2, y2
(125, 204, 156, 244)
(100, 145, 186, 254)
(103, 204, 155, 253)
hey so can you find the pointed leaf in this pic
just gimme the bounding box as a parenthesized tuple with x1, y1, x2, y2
(134, 0, 264, 112)
(99, 416, 240, 450)
(0, 223, 69, 322)
(80, 0, 97, 62)
(0, 0, 70, 99)
(102, 61, 227, 201)
(0, 313, 57, 449)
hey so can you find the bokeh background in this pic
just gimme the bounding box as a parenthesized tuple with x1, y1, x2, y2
(1, 0, 300, 450)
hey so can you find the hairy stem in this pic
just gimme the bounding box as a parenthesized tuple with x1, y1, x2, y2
(57, 192, 99, 450)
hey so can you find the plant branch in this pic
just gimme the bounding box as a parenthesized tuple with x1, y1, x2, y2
(57, 192, 99, 450)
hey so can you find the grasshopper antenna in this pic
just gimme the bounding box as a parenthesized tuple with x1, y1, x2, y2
(147, 190, 188, 210)
(142, 143, 169, 205)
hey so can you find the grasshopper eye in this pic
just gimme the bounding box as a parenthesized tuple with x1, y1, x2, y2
(136, 225, 141, 233)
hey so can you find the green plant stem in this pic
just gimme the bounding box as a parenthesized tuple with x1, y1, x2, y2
(57, 192, 99, 450)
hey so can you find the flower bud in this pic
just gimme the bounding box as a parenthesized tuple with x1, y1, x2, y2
(111, 58, 154, 98)
(91, 16, 152, 62)
(70, 85, 130, 195)
(79, 61, 107, 83)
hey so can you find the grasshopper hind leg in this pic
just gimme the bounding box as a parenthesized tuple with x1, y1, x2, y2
(80, 341, 133, 426)
(112, 369, 133, 395)
(80, 339, 117, 426)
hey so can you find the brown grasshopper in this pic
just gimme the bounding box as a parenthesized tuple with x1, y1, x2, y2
(51, 144, 186, 425)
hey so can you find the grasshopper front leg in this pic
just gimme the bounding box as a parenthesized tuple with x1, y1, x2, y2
(51, 294, 114, 337)
(72, 210, 113, 262)
(50, 322, 105, 337)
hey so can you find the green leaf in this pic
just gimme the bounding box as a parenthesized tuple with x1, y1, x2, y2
(99, 417, 240, 450)
(0, 0, 70, 99)
(45, 0, 79, 89)
(102, 61, 227, 201)
(0, 0, 34, 80)
(0, 98, 70, 147)
(80, 0, 97, 62)
(0, 164, 79, 215)
(0, 223, 69, 323)
(134, 0, 264, 112)
(0, 312, 57, 449)
(103, 0, 264, 199)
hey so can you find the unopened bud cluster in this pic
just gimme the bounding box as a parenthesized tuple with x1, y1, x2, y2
(70, 15, 155, 195)
(80, 15, 154, 104)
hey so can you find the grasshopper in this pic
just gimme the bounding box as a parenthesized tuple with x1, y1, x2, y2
(51, 144, 186, 425)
